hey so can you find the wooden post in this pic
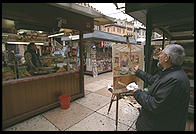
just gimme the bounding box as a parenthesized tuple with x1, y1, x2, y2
(144, 9, 152, 87)
(79, 31, 84, 96)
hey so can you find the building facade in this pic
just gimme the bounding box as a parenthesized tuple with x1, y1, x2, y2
(133, 19, 162, 43)
(77, 3, 161, 42)
(94, 18, 134, 37)
(125, 21, 134, 37)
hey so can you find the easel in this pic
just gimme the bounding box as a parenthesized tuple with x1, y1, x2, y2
(109, 35, 140, 131)
(107, 81, 132, 131)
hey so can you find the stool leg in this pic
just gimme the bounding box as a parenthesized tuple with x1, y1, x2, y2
(107, 94, 115, 114)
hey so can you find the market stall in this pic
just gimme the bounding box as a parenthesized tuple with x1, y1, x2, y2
(170, 39, 194, 117)
(61, 30, 137, 77)
(84, 39, 112, 76)
(2, 3, 114, 129)
(125, 3, 194, 130)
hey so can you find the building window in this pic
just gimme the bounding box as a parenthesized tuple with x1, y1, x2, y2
(123, 29, 125, 34)
(113, 27, 115, 32)
(117, 27, 121, 33)
(99, 26, 101, 31)
(107, 28, 110, 32)
(93, 26, 95, 30)
(101, 26, 104, 31)
(127, 27, 132, 31)
(96, 26, 99, 31)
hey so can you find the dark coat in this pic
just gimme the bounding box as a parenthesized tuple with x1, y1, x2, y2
(24, 49, 42, 72)
(133, 66, 190, 131)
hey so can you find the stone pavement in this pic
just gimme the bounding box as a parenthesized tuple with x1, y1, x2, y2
(4, 72, 140, 131)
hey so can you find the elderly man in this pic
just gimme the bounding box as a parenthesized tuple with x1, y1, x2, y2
(131, 44, 190, 131)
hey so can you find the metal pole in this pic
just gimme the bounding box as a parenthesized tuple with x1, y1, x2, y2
(79, 31, 84, 96)
(144, 9, 152, 88)
(162, 34, 165, 49)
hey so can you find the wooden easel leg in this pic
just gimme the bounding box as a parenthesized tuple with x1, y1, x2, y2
(115, 94, 119, 131)
(107, 94, 115, 114)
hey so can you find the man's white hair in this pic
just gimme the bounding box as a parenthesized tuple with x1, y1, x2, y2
(164, 44, 185, 66)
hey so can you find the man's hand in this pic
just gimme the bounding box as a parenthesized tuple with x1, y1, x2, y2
(133, 65, 139, 72)
(129, 87, 139, 94)
(133, 87, 139, 93)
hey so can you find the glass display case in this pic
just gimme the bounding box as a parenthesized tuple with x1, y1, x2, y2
(2, 39, 80, 81)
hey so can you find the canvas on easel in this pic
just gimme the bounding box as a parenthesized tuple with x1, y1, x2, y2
(112, 42, 144, 90)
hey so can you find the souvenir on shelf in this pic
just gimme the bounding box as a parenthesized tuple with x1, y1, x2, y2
(71, 48, 77, 56)
(2, 66, 16, 81)
(18, 67, 31, 78)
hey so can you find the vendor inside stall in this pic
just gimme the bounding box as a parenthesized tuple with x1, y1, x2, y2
(24, 42, 43, 75)
(42, 43, 53, 56)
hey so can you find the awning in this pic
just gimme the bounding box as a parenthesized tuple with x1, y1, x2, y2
(125, 3, 194, 40)
(136, 38, 145, 42)
(61, 30, 137, 44)
(2, 3, 115, 33)
(49, 3, 115, 26)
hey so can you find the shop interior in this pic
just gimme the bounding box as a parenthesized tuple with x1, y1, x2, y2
(2, 18, 81, 81)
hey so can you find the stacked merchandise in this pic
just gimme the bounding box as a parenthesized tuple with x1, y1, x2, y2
(2, 66, 15, 81)
(96, 41, 112, 73)
(18, 67, 31, 78)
